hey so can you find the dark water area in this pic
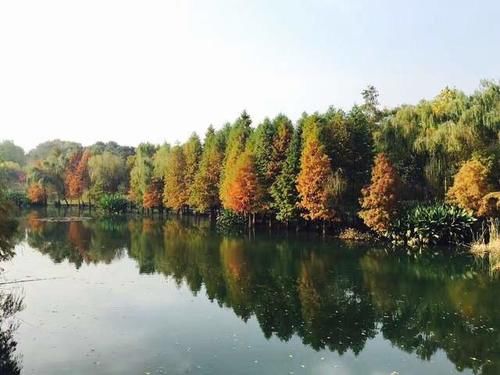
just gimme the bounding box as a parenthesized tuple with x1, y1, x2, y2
(0, 210, 499, 374)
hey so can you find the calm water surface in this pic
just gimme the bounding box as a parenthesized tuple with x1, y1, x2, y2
(1, 211, 499, 374)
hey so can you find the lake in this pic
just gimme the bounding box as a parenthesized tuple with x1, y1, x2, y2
(0, 211, 499, 374)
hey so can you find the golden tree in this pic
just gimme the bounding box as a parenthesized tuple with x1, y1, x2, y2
(163, 145, 187, 211)
(447, 159, 490, 215)
(27, 183, 47, 205)
(225, 150, 262, 215)
(296, 129, 334, 221)
(359, 153, 401, 233)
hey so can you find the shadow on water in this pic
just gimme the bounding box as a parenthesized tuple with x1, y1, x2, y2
(0, 208, 24, 375)
(8, 211, 500, 374)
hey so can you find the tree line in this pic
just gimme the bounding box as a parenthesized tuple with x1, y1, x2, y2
(0, 80, 499, 234)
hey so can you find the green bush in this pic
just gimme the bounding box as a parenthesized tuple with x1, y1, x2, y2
(216, 209, 247, 234)
(6, 191, 28, 207)
(98, 193, 129, 214)
(389, 203, 476, 247)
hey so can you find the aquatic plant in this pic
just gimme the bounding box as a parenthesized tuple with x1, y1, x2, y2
(389, 203, 476, 247)
(98, 193, 129, 214)
(216, 209, 247, 234)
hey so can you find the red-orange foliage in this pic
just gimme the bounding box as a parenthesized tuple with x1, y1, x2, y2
(225, 151, 262, 214)
(65, 150, 90, 200)
(27, 183, 47, 204)
(359, 153, 401, 233)
(143, 177, 164, 209)
(296, 131, 334, 221)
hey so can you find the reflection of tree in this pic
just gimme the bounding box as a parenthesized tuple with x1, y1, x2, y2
(21, 213, 500, 374)
(26, 216, 127, 267)
(0, 208, 20, 260)
(0, 291, 24, 375)
(360, 251, 500, 375)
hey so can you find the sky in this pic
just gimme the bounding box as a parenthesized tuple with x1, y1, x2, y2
(1, 0, 499, 152)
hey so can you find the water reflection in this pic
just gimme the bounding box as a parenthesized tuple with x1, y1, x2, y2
(0, 210, 24, 375)
(19, 214, 500, 374)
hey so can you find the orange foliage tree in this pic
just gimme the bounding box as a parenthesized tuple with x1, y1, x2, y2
(446, 159, 491, 215)
(27, 183, 47, 205)
(296, 129, 334, 221)
(143, 177, 164, 210)
(225, 151, 262, 215)
(65, 150, 90, 203)
(359, 153, 401, 233)
(163, 145, 187, 211)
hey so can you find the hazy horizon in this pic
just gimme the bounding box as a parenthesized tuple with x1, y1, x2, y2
(1, 0, 499, 151)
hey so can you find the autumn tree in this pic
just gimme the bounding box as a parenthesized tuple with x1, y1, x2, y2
(143, 177, 164, 211)
(220, 111, 252, 209)
(296, 126, 335, 222)
(224, 150, 262, 217)
(190, 127, 226, 213)
(446, 158, 491, 215)
(163, 145, 187, 212)
(27, 183, 47, 205)
(65, 149, 90, 204)
(359, 153, 401, 233)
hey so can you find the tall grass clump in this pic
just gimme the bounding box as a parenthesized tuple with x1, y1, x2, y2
(471, 219, 500, 274)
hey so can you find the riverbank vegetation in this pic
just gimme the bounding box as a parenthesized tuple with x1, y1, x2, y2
(0, 80, 499, 247)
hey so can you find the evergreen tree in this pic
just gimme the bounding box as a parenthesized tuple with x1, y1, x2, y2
(182, 133, 202, 203)
(190, 127, 226, 212)
(271, 122, 303, 222)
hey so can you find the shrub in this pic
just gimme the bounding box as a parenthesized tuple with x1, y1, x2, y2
(389, 203, 476, 247)
(98, 193, 129, 214)
(338, 228, 373, 242)
(6, 191, 28, 207)
(216, 209, 247, 234)
(470, 219, 500, 274)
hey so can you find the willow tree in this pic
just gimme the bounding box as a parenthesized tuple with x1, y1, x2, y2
(220, 111, 252, 209)
(129, 143, 156, 206)
(88, 151, 128, 199)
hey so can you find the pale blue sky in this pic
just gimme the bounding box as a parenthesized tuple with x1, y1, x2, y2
(0, 0, 499, 151)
